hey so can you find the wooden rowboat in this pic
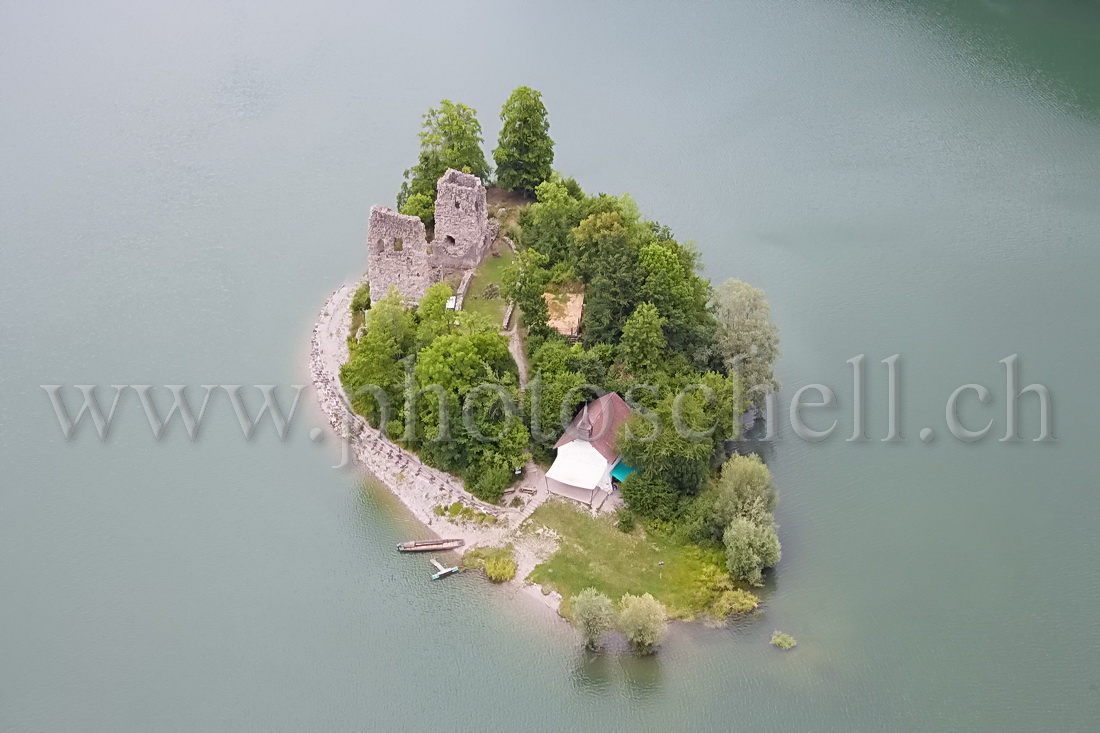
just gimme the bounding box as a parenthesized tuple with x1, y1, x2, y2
(396, 538, 465, 552)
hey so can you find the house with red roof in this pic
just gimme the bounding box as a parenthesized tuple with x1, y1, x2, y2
(545, 392, 636, 507)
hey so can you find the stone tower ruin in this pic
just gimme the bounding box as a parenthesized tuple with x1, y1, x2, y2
(430, 169, 492, 270)
(366, 206, 436, 306)
(366, 169, 496, 306)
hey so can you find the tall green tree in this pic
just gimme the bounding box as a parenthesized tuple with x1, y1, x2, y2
(620, 302, 665, 376)
(501, 247, 551, 336)
(493, 86, 554, 195)
(398, 100, 490, 210)
(414, 282, 454, 351)
(619, 373, 742, 520)
(638, 241, 717, 366)
(411, 330, 525, 501)
(713, 279, 780, 412)
(618, 471, 681, 521)
(723, 517, 781, 587)
(572, 212, 643, 345)
(620, 400, 713, 496)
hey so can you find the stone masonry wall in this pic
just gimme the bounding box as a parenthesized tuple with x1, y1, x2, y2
(366, 206, 436, 306)
(430, 169, 492, 270)
(366, 170, 497, 306)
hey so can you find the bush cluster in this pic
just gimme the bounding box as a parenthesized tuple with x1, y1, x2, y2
(771, 630, 797, 649)
(433, 502, 497, 525)
(461, 545, 517, 583)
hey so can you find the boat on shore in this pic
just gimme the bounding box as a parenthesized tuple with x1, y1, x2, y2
(397, 538, 465, 552)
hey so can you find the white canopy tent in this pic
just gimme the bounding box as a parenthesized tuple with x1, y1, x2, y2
(545, 440, 612, 492)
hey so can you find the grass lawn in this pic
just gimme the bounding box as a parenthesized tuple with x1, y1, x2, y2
(524, 499, 744, 620)
(462, 243, 514, 323)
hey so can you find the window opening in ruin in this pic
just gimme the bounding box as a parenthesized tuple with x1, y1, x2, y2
(394, 237, 403, 251)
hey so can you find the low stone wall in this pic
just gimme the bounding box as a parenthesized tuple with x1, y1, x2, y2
(453, 270, 476, 311)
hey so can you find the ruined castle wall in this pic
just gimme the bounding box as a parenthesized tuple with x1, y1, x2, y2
(366, 206, 435, 306)
(430, 169, 492, 270)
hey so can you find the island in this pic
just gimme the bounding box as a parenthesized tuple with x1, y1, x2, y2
(309, 87, 784, 654)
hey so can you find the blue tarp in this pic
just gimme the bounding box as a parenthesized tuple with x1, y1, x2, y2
(610, 462, 636, 482)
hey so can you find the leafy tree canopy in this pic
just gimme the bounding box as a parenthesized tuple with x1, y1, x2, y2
(617, 593, 668, 653)
(398, 100, 490, 210)
(713, 279, 780, 412)
(689, 453, 778, 541)
(399, 192, 434, 227)
(723, 516, 781, 587)
(517, 179, 586, 264)
(620, 302, 665, 377)
(572, 588, 615, 650)
(493, 86, 554, 195)
(501, 247, 551, 336)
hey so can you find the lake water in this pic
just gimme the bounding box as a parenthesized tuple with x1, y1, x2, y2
(2, 1, 1099, 730)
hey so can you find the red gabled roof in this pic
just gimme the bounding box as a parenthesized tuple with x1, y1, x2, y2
(554, 392, 633, 463)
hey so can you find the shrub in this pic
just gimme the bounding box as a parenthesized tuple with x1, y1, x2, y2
(771, 630, 796, 649)
(463, 545, 516, 583)
(616, 507, 636, 533)
(485, 553, 517, 582)
(571, 588, 615, 650)
(617, 593, 667, 654)
(546, 262, 577, 287)
(482, 283, 501, 300)
(713, 589, 760, 616)
(440, 502, 496, 524)
(350, 282, 371, 313)
(723, 517, 781, 587)
(503, 223, 522, 244)
(619, 472, 682, 522)
(465, 457, 514, 503)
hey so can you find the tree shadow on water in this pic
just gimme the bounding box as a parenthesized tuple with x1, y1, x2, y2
(570, 644, 664, 700)
(618, 651, 663, 700)
(570, 649, 614, 696)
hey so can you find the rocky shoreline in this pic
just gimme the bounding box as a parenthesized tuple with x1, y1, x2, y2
(308, 280, 563, 612)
